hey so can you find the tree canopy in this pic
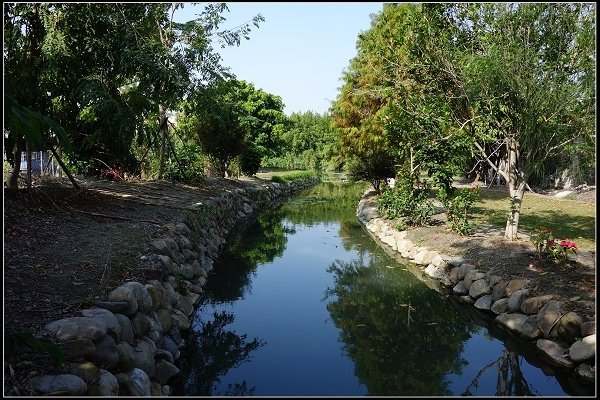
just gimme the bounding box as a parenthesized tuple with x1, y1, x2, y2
(3, 3, 264, 185)
(331, 2, 596, 239)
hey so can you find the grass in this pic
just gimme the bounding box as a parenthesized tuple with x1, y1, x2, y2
(471, 188, 596, 251)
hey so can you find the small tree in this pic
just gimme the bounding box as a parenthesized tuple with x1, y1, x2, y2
(345, 153, 395, 193)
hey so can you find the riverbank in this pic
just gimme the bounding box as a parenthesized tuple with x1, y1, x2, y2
(3, 174, 319, 396)
(356, 187, 596, 393)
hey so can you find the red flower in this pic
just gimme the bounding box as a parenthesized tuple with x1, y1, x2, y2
(559, 239, 578, 254)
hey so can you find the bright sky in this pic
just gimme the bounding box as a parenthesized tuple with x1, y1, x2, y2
(175, 2, 383, 115)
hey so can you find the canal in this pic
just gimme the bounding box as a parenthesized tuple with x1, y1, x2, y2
(174, 182, 580, 396)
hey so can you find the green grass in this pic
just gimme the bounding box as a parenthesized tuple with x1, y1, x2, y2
(471, 189, 596, 251)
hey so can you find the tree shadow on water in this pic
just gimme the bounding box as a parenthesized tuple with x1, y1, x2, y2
(176, 311, 265, 396)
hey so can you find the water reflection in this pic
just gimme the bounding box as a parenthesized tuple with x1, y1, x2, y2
(462, 350, 540, 396)
(176, 182, 584, 396)
(325, 258, 477, 396)
(178, 311, 264, 396)
(204, 210, 291, 303)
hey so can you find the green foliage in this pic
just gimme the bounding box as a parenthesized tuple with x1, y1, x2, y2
(179, 78, 288, 178)
(378, 174, 434, 227)
(4, 3, 265, 182)
(332, 2, 595, 240)
(239, 142, 262, 176)
(5, 330, 66, 368)
(530, 227, 579, 263)
(265, 111, 341, 172)
(235, 80, 287, 160)
(344, 155, 395, 193)
(163, 141, 206, 184)
(270, 175, 285, 184)
(438, 186, 480, 235)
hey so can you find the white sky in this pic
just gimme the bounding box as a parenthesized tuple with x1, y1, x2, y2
(175, 2, 384, 115)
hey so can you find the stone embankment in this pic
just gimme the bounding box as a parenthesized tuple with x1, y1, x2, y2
(31, 177, 319, 396)
(356, 188, 595, 388)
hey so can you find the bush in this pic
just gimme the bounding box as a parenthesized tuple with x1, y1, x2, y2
(163, 143, 205, 184)
(239, 143, 262, 176)
(437, 186, 479, 235)
(378, 174, 434, 227)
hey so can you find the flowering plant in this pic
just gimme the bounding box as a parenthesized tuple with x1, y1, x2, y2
(550, 239, 578, 261)
(530, 228, 578, 262)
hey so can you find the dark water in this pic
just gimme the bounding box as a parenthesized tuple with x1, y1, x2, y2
(174, 182, 588, 397)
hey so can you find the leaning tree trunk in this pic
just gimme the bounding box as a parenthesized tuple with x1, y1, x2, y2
(157, 103, 168, 180)
(504, 137, 528, 240)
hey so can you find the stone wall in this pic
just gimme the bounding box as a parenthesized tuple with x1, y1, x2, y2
(32, 177, 319, 396)
(356, 188, 595, 388)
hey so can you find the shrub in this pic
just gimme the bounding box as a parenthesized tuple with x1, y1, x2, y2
(239, 143, 262, 176)
(163, 143, 205, 183)
(378, 174, 434, 227)
(530, 227, 579, 262)
(438, 186, 480, 235)
(270, 171, 319, 184)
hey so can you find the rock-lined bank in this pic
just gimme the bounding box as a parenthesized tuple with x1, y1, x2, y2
(29, 177, 319, 396)
(356, 188, 595, 389)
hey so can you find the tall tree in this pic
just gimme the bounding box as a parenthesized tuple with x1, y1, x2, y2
(178, 80, 249, 177)
(4, 3, 264, 184)
(334, 3, 595, 240)
(447, 3, 596, 239)
(264, 111, 340, 171)
(330, 6, 396, 192)
(152, 3, 264, 179)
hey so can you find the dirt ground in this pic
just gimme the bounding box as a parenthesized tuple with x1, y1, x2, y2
(2, 176, 596, 395)
(404, 184, 596, 322)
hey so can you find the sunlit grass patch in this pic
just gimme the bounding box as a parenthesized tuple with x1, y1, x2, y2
(471, 188, 596, 251)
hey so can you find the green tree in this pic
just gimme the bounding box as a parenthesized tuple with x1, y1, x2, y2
(266, 111, 341, 171)
(447, 3, 596, 239)
(150, 4, 264, 179)
(331, 29, 395, 192)
(235, 80, 287, 161)
(334, 3, 595, 240)
(331, 4, 471, 193)
(3, 3, 264, 184)
(179, 78, 287, 177)
(179, 81, 248, 177)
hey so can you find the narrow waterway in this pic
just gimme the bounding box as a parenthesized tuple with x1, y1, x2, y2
(174, 182, 579, 396)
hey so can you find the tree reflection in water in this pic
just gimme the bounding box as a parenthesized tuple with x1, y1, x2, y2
(462, 349, 540, 396)
(181, 311, 264, 396)
(325, 258, 476, 396)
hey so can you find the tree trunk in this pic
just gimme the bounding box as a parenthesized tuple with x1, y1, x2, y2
(26, 142, 32, 197)
(57, 146, 63, 177)
(372, 179, 381, 193)
(7, 141, 22, 189)
(504, 180, 526, 240)
(157, 104, 168, 180)
(504, 137, 528, 240)
(49, 146, 80, 190)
